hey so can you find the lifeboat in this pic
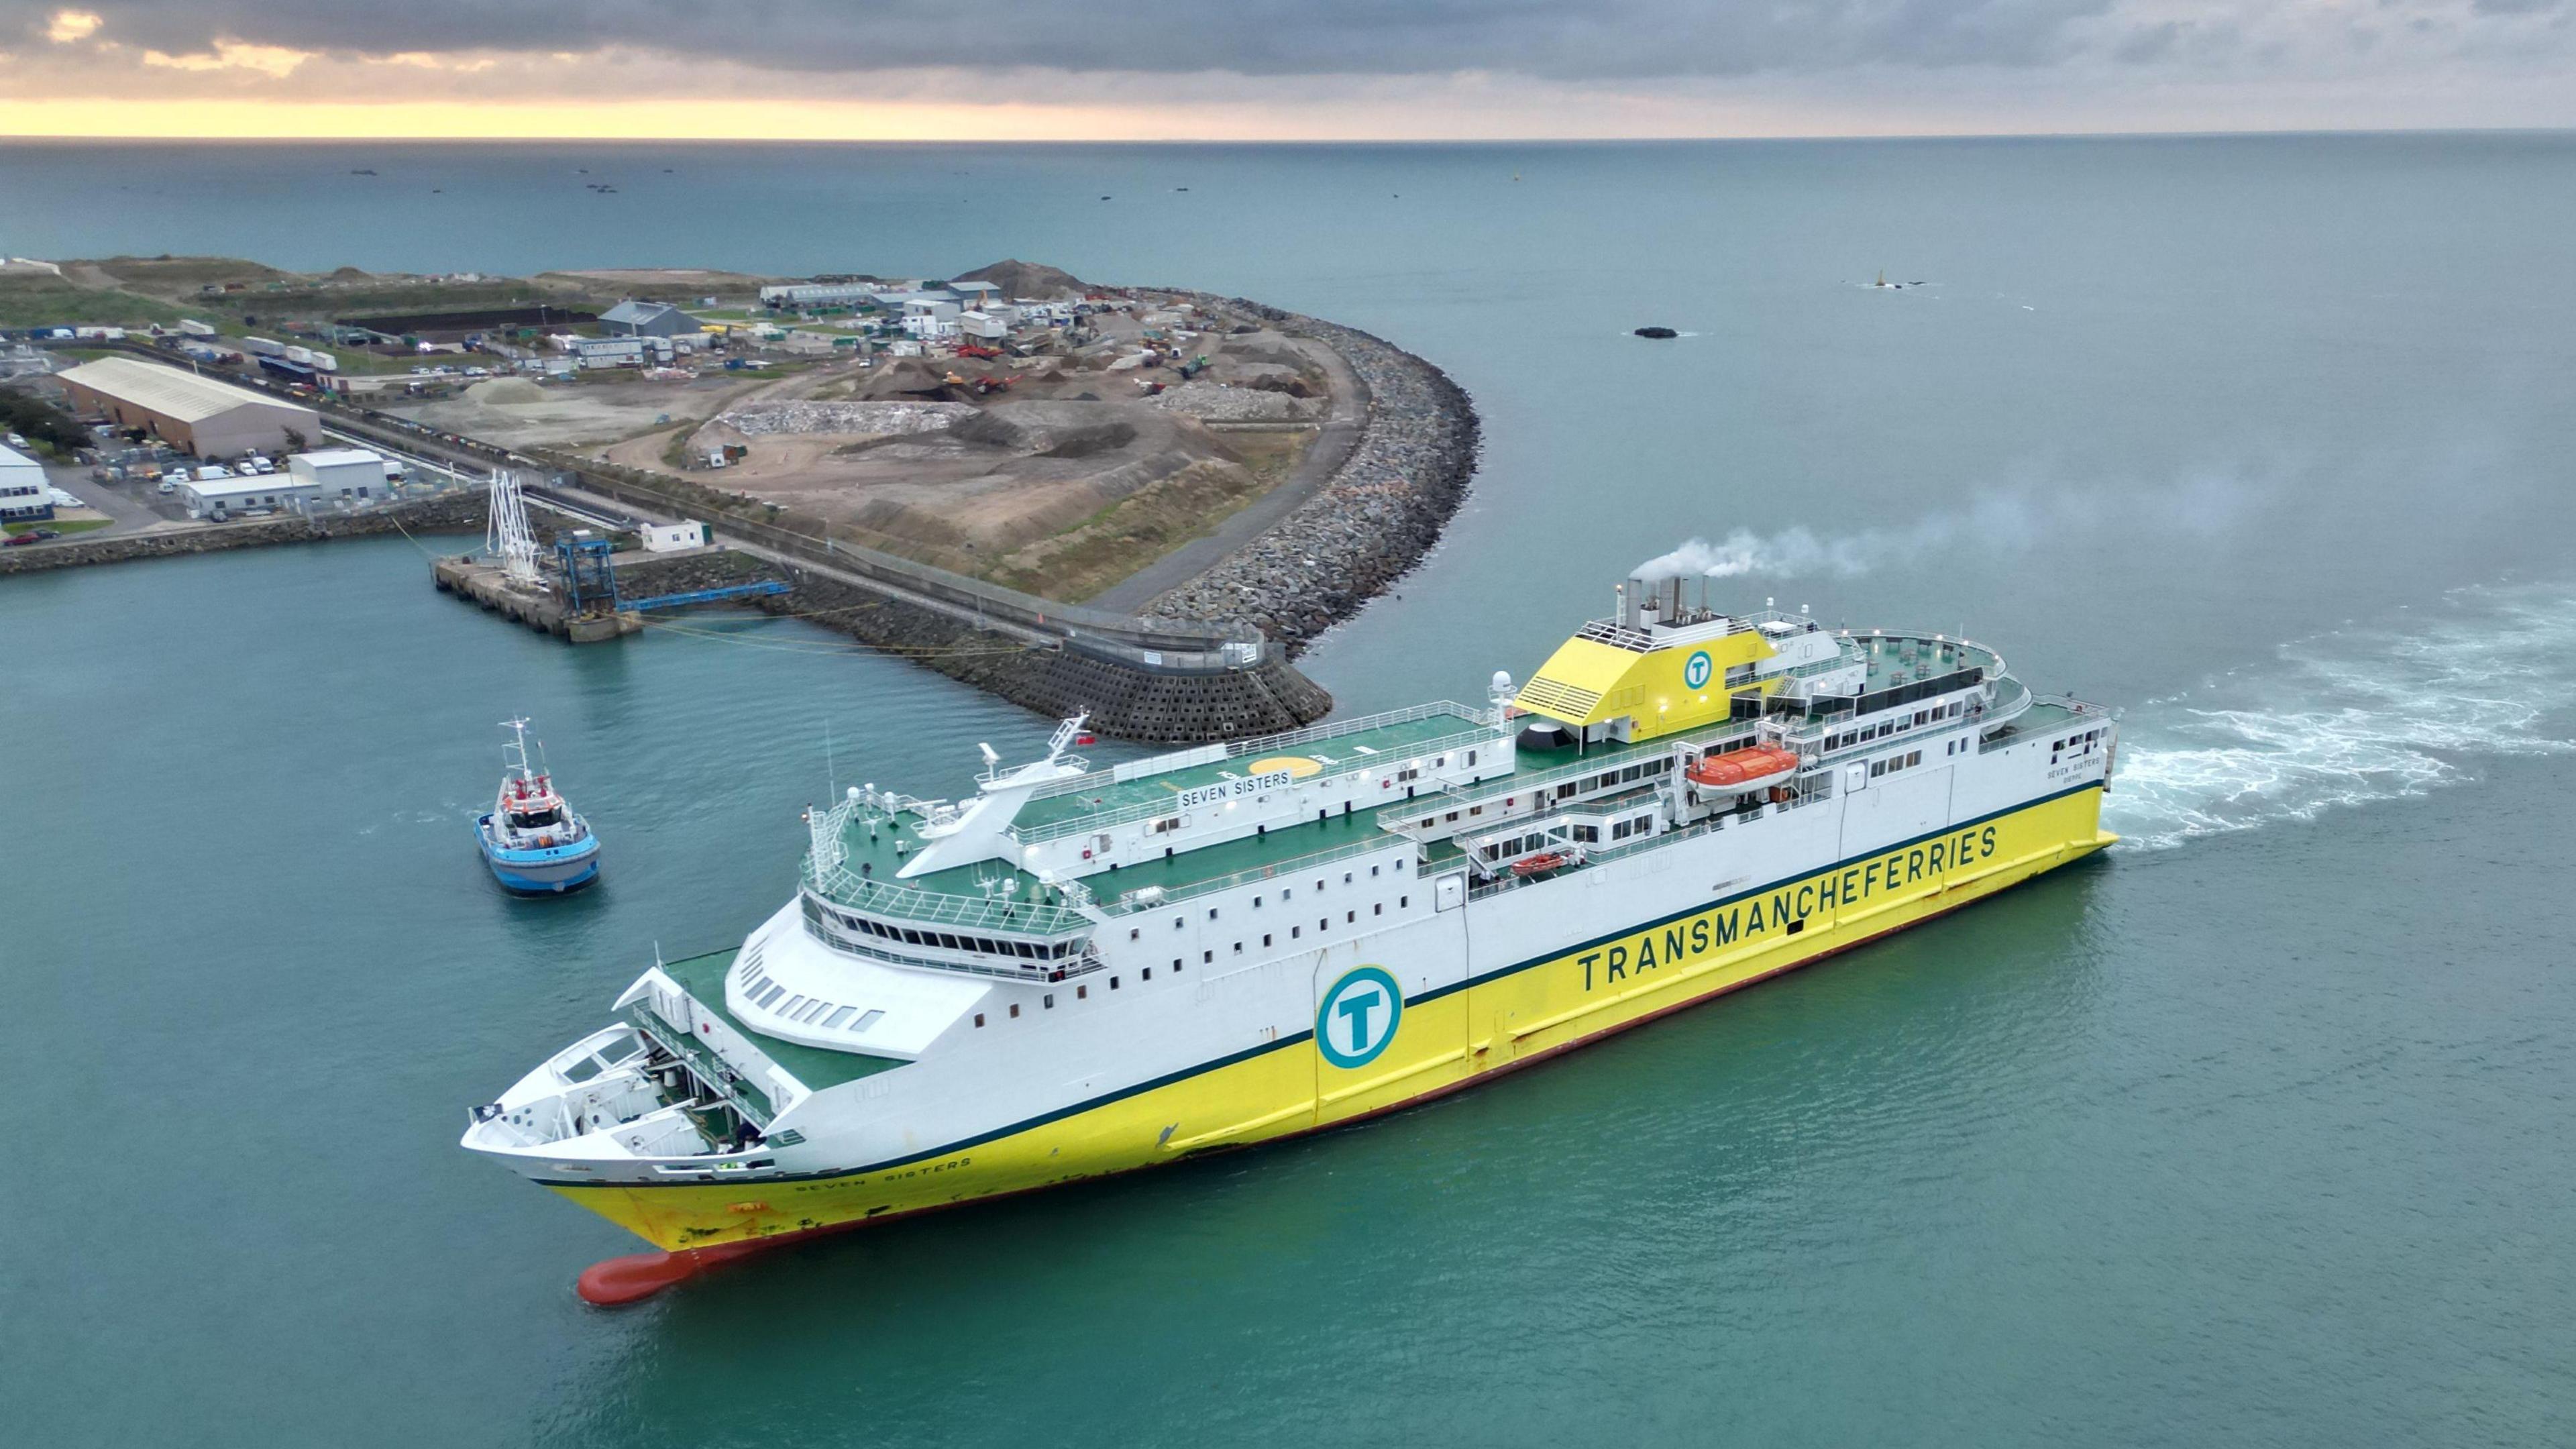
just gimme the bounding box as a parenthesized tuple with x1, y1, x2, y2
(1511, 851, 1570, 878)
(1685, 744, 1801, 792)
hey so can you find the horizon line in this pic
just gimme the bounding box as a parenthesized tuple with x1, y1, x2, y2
(3, 124, 2570, 146)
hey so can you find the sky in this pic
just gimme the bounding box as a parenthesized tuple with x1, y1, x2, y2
(0, 1, 2571, 140)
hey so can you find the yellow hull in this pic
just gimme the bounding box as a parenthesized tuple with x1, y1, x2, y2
(557, 786, 2112, 1253)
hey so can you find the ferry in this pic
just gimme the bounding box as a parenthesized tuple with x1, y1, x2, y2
(463, 582, 2118, 1301)
(476, 718, 601, 894)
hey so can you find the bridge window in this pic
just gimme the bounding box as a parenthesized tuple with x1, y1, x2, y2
(1202, 950, 1213, 964)
(975, 1013, 985, 1028)
(1009, 1004, 1020, 1018)
(1077, 985, 1087, 1000)
(1043, 994, 1055, 1010)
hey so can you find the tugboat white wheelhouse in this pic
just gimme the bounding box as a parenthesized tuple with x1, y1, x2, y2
(463, 580, 2120, 1301)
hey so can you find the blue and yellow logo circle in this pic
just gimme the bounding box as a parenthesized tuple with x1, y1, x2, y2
(1316, 967, 1402, 1070)
(1684, 649, 1713, 690)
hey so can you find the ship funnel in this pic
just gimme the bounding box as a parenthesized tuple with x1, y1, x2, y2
(1620, 579, 1646, 630)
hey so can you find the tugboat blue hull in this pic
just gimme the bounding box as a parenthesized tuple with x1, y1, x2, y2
(478, 816, 604, 894)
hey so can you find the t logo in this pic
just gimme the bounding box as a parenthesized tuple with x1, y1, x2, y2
(1316, 967, 1403, 1069)
(1684, 650, 1713, 690)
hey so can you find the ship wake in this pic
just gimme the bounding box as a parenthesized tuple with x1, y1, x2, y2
(2107, 581, 2576, 849)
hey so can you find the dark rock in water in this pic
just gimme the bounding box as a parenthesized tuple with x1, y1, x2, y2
(1633, 326, 1679, 339)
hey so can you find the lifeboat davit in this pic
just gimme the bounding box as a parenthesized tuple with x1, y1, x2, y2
(1685, 744, 1801, 792)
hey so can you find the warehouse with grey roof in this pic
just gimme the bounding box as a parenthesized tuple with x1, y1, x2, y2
(54, 357, 321, 458)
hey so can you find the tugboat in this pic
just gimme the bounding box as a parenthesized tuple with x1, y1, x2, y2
(476, 718, 601, 894)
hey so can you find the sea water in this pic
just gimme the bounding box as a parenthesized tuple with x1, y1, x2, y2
(4, 135, 2574, 1446)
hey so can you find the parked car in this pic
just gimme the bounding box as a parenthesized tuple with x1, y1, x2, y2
(3, 528, 60, 546)
(158, 480, 176, 494)
(197, 465, 232, 481)
(247, 455, 274, 474)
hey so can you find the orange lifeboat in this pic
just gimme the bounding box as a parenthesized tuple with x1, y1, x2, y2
(1685, 745, 1801, 792)
(1511, 851, 1570, 878)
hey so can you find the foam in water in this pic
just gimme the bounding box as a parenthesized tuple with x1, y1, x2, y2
(2106, 582, 2576, 849)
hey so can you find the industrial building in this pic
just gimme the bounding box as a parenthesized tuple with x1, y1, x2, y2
(177, 471, 319, 520)
(285, 448, 389, 501)
(0, 440, 48, 521)
(568, 335, 676, 369)
(758, 282, 878, 309)
(55, 358, 321, 459)
(599, 301, 692, 337)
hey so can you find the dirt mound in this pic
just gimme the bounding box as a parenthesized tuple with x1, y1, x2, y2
(949, 401, 1139, 458)
(859, 357, 954, 396)
(954, 259, 1089, 300)
(466, 376, 547, 405)
(1151, 381, 1314, 422)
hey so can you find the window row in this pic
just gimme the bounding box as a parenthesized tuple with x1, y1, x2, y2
(816, 902, 1080, 960)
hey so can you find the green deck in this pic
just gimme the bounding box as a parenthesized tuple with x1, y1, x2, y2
(651, 949, 908, 1094)
(809, 634, 2026, 928)
(1014, 712, 1482, 833)
(1084, 808, 1398, 910)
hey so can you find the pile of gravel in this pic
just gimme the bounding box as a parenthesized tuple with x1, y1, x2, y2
(1150, 381, 1318, 422)
(716, 400, 973, 437)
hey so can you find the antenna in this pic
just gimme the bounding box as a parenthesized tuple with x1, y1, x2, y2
(498, 716, 534, 779)
(825, 718, 837, 798)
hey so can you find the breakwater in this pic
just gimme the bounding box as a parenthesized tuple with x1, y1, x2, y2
(1150, 301, 1480, 651)
(0, 489, 490, 575)
(602, 545, 1334, 743)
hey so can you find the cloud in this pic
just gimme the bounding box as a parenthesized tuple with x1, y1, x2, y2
(1, 0, 2573, 137)
(43, 8, 99, 42)
(140, 39, 311, 76)
(0, 1, 2220, 82)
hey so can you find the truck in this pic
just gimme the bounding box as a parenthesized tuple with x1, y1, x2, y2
(241, 336, 286, 358)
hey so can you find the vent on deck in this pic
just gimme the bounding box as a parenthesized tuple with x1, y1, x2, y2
(1516, 676, 1603, 719)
